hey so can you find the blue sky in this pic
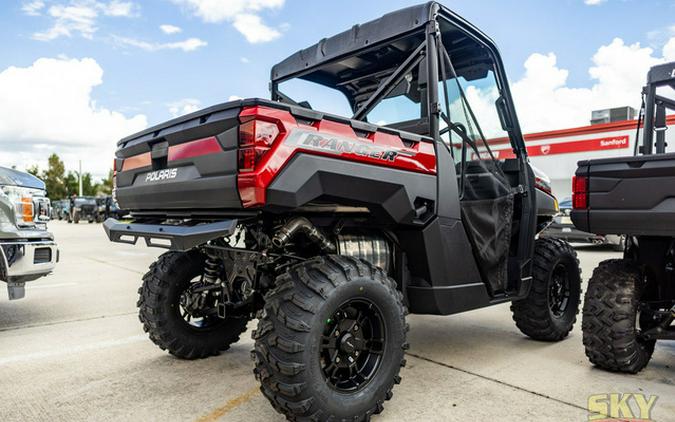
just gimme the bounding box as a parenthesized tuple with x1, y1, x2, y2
(1, 0, 674, 177)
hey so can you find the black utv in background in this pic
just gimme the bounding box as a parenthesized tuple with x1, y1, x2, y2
(69, 196, 97, 223)
(95, 196, 127, 222)
(573, 61, 675, 373)
(105, 3, 581, 420)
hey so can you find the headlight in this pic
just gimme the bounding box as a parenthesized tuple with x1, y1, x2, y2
(0, 185, 42, 226)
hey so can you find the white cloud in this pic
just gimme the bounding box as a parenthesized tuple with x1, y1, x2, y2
(114, 35, 207, 52)
(167, 98, 201, 117)
(228, 95, 243, 101)
(172, 0, 286, 43)
(31, 1, 138, 41)
(22, 1, 45, 16)
(232, 13, 281, 43)
(456, 37, 675, 138)
(0, 57, 147, 177)
(511, 38, 666, 133)
(664, 38, 675, 61)
(100, 0, 137, 17)
(173, 0, 284, 22)
(160, 24, 182, 34)
(240, 57, 250, 64)
(584, 0, 606, 5)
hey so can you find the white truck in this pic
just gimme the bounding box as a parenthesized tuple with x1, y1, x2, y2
(0, 166, 58, 300)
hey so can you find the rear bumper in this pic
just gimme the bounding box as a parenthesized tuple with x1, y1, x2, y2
(0, 240, 59, 283)
(103, 218, 238, 251)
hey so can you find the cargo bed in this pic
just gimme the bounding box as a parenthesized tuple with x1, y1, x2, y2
(571, 152, 675, 236)
(114, 98, 431, 217)
(114, 100, 243, 213)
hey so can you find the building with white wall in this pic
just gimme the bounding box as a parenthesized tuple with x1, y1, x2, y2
(489, 115, 675, 199)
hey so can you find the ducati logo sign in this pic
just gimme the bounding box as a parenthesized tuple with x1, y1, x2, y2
(285, 129, 415, 162)
(145, 168, 178, 182)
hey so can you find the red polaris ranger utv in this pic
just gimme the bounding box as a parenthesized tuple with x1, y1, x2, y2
(104, 3, 581, 420)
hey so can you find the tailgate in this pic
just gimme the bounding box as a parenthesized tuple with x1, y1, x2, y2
(115, 102, 242, 212)
(571, 152, 675, 236)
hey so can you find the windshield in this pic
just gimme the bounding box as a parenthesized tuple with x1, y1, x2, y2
(437, 37, 508, 164)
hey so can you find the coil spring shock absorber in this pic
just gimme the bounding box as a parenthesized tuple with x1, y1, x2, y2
(203, 252, 221, 284)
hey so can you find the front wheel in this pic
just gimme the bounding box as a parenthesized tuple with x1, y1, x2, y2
(511, 238, 582, 341)
(138, 251, 249, 359)
(252, 256, 408, 421)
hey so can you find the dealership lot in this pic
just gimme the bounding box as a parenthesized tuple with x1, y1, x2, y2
(1, 221, 673, 422)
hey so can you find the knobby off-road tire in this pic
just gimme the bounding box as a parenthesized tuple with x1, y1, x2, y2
(582, 259, 655, 373)
(511, 238, 582, 341)
(252, 256, 408, 422)
(138, 250, 249, 360)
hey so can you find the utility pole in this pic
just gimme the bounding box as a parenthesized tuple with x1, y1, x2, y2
(78, 160, 83, 197)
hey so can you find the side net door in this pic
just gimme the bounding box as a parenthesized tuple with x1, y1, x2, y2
(437, 37, 515, 295)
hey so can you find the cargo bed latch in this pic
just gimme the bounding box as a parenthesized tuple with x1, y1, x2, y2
(150, 140, 169, 170)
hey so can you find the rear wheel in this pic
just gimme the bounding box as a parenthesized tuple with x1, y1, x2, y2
(582, 259, 655, 373)
(511, 238, 582, 341)
(138, 251, 249, 359)
(252, 256, 408, 421)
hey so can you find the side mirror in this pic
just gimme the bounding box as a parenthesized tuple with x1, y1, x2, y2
(496, 96, 513, 132)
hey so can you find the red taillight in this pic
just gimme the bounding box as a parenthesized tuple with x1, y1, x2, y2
(238, 119, 280, 172)
(534, 176, 552, 195)
(572, 175, 588, 209)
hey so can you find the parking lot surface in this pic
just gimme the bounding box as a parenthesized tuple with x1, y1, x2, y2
(1, 221, 673, 421)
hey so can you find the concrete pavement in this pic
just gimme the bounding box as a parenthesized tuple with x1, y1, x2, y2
(1, 221, 673, 421)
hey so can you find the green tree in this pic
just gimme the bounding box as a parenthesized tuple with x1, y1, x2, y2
(81, 173, 100, 196)
(26, 165, 40, 177)
(42, 154, 67, 200)
(99, 169, 114, 195)
(64, 171, 78, 197)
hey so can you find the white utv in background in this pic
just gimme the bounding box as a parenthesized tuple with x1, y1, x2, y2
(0, 166, 58, 300)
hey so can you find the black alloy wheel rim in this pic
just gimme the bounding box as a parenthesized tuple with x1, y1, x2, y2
(548, 263, 571, 317)
(320, 298, 386, 392)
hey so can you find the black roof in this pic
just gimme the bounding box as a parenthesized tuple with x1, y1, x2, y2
(272, 2, 437, 82)
(271, 2, 499, 83)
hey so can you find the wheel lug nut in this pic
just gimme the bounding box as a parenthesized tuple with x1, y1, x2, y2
(354, 326, 359, 331)
(335, 357, 340, 363)
(335, 331, 340, 337)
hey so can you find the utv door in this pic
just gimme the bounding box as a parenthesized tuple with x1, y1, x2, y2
(435, 17, 536, 296)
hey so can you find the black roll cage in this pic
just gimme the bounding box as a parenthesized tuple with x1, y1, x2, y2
(269, 4, 527, 159)
(641, 61, 675, 155)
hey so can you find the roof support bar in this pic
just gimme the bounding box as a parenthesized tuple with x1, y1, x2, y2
(352, 41, 426, 121)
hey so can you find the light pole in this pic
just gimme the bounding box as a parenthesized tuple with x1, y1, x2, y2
(78, 160, 83, 197)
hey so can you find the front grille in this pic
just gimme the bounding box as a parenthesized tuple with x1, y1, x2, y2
(34, 247, 52, 264)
